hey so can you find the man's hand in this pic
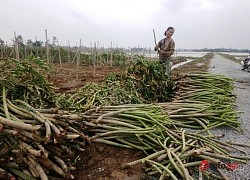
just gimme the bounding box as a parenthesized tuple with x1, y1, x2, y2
(158, 50, 163, 55)
(154, 47, 160, 51)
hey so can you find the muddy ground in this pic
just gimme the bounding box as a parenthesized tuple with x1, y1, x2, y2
(48, 64, 122, 93)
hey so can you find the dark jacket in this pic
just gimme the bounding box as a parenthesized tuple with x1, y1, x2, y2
(155, 37, 175, 60)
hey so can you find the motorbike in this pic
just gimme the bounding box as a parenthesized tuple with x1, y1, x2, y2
(241, 58, 250, 72)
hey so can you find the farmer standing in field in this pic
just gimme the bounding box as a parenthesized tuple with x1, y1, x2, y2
(154, 27, 175, 77)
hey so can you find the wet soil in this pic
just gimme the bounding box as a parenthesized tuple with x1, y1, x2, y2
(73, 143, 147, 180)
(48, 63, 123, 93)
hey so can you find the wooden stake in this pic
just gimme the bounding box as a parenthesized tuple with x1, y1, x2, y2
(130, 48, 133, 61)
(149, 47, 151, 58)
(35, 36, 39, 57)
(57, 39, 62, 71)
(24, 40, 27, 59)
(0, 41, 3, 59)
(76, 39, 81, 80)
(110, 41, 113, 66)
(67, 41, 70, 62)
(93, 42, 96, 78)
(72, 42, 78, 63)
(45, 29, 49, 63)
(97, 41, 99, 66)
(14, 31, 20, 60)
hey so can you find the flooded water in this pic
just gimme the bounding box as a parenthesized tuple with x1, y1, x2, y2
(219, 52, 249, 60)
(219, 52, 249, 57)
(174, 51, 209, 58)
(148, 51, 209, 58)
(143, 51, 249, 59)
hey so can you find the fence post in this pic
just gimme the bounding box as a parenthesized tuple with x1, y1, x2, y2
(110, 41, 113, 66)
(14, 31, 20, 60)
(76, 39, 81, 80)
(93, 42, 96, 78)
(67, 41, 71, 62)
(45, 29, 50, 63)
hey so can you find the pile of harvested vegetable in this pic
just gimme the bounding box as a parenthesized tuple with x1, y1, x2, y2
(56, 57, 173, 111)
(0, 57, 55, 107)
(0, 56, 248, 180)
(80, 73, 243, 179)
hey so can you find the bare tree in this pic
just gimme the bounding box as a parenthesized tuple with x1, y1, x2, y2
(26, 39, 33, 47)
(52, 36, 57, 47)
(33, 40, 43, 47)
(17, 35, 24, 47)
(0, 38, 4, 46)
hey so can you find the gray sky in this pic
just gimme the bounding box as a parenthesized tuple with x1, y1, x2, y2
(1, 0, 249, 49)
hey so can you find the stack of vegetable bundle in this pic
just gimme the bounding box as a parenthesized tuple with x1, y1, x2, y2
(0, 56, 246, 179)
(164, 72, 240, 132)
(0, 57, 82, 179)
(123, 57, 173, 102)
(56, 57, 173, 111)
(76, 72, 244, 179)
(75, 103, 247, 179)
(0, 57, 55, 108)
(83, 104, 172, 152)
(56, 80, 146, 111)
(0, 91, 89, 179)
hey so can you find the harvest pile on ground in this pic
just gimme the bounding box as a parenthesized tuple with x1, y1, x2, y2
(0, 55, 248, 180)
(56, 57, 173, 110)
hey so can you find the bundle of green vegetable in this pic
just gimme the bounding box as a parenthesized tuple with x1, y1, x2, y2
(167, 72, 240, 131)
(78, 104, 247, 179)
(0, 57, 55, 108)
(0, 97, 86, 179)
(113, 57, 174, 102)
(83, 104, 172, 152)
(56, 57, 174, 111)
(56, 81, 146, 110)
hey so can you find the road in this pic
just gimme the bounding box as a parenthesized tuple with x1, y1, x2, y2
(209, 53, 250, 179)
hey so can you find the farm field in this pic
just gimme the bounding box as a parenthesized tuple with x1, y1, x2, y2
(1, 51, 250, 180)
(47, 54, 211, 180)
(1, 0, 250, 179)
(48, 63, 149, 179)
(48, 63, 123, 93)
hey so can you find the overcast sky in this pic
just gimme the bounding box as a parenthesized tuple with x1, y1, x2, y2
(1, 0, 249, 49)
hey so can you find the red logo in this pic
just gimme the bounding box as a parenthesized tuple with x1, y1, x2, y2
(199, 160, 209, 171)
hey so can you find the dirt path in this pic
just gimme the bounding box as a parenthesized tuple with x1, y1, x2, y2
(209, 53, 250, 179)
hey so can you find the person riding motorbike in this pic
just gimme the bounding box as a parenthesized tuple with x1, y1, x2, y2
(241, 52, 250, 72)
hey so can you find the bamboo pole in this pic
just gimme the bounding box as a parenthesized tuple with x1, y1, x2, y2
(76, 39, 81, 80)
(57, 39, 62, 71)
(67, 41, 70, 62)
(93, 42, 96, 78)
(35, 36, 39, 57)
(72, 42, 78, 63)
(0, 42, 3, 59)
(110, 41, 113, 66)
(14, 31, 20, 60)
(24, 41, 27, 59)
(96, 41, 98, 67)
(45, 29, 49, 63)
(149, 47, 151, 58)
(130, 48, 133, 61)
(10, 40, 15, 58)
(2, 42, 7, 58)
(90, 41, 93, 66)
